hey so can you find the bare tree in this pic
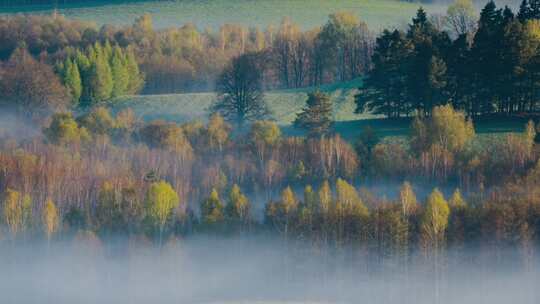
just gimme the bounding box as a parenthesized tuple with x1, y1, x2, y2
(445, 0, 478, 37)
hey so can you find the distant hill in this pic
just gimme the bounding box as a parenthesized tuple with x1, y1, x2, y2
(0, 0, 445, 31)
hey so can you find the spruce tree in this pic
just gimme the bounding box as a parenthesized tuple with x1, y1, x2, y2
(294, 90, 333, 137)
(110, 46, 129, 97)
(63, 58, 82, 106)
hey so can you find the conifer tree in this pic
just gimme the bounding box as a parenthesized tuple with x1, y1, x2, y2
(294, 90, 333, 137)
(62, 58, 82, 105)
(110, 46, 129, 98)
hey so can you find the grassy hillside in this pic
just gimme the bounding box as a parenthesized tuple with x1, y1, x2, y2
(110, 78, 375, 126)
(110, 77, 527, 142)
(0, 0, 445, 30)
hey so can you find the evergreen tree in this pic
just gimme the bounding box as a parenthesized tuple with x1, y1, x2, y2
(110, 46, 129, 98)
(62, 58, 82, 105)
(294, 90, 333, 137)
(125, 48, 144, 94)
(355, 29, 413, 118)
(87, 47, 113, 104)
(470, 1, 504, 114)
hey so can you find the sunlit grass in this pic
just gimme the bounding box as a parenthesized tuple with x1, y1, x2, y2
(0, 0, 444, 30)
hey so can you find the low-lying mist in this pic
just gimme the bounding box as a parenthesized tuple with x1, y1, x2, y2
(1, 236, 538, 304)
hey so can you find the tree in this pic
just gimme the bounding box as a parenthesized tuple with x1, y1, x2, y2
(0, 47, 69, 118)
(61, 57, 83, 105)
(44, 113, 92, 146)
(125, 48, 144, 94)
(355, 29, 413, 118)
(3, 189, 22, 238)
(446, 0, 478, 37)
(421, 188, 450, 251)
(206, 113, 231, 152)
(249, 120, 281, 169)
(411, 104, 475, 154)
(201, 188, 225, 225)
(86, 44, 113, 105)
(110, 46, 130, 98)
(42, 199, 59, 244)
(398, 181, 419, 217)
(449, 188, 466, 208)
(470, 1, 504, 115)
(77, 106, 116, 136)
(225, 184, 251, 228)
(145, 181, 179, 246)
(294, 91, 333, 137)
(212, 52, 269, 128)
(279, 186, 299, 238)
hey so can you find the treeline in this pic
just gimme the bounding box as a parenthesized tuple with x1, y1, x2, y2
(1, 102, 539, 253)
(0, 12, 373, 98)
(358, 1, 540, 117)
(2, 148, 540, 262)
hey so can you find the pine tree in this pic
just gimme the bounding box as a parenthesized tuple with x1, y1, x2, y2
(88, 48, 113, 104)
(125, 48, 144, 94)
(62, 58, 82, 105)
(294, 90, 333, 137)
(110, 46, 129, 98)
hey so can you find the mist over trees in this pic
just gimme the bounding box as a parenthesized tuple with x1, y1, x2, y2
(0, 4, 539, 303)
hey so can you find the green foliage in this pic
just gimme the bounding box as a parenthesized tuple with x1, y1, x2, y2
(77, 106, 116, 136)
(336, 178, 368, 218)
(411, 104, 475, 153)
(421, 188, 450, 250)
(44, 112, 91, 145)
(201, 188, 225, 225)
(250, 120, 281, 146)
(212, 53, 269, 127)
(61, 58, 83, 105)
(225, 184, 250, 224)
(294, 91, 333, 137)
(3, 189, 22, 237)
(42, 199, 59, 241)
(449, 188, 466, 208)
(145, 180, 179, 241)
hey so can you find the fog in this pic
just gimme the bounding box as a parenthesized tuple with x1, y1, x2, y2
(1, 236, 538, 304)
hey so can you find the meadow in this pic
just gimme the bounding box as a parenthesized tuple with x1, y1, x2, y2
(0, 0, 445, 30)
(110, 76, 528, 142)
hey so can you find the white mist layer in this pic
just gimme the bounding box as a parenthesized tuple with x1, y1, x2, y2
(1, 237, 539, 304)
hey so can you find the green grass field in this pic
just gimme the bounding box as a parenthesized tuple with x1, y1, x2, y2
(0, 0, 445, 30)
(110, 76, 527, 142)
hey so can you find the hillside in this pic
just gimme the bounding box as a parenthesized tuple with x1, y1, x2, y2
(0, 0, 445, 30)
(110, 77, 527, 142)
(110, 78, 376, 126)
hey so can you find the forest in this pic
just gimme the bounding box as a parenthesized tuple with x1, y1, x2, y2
(0, 1, 540, 303)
